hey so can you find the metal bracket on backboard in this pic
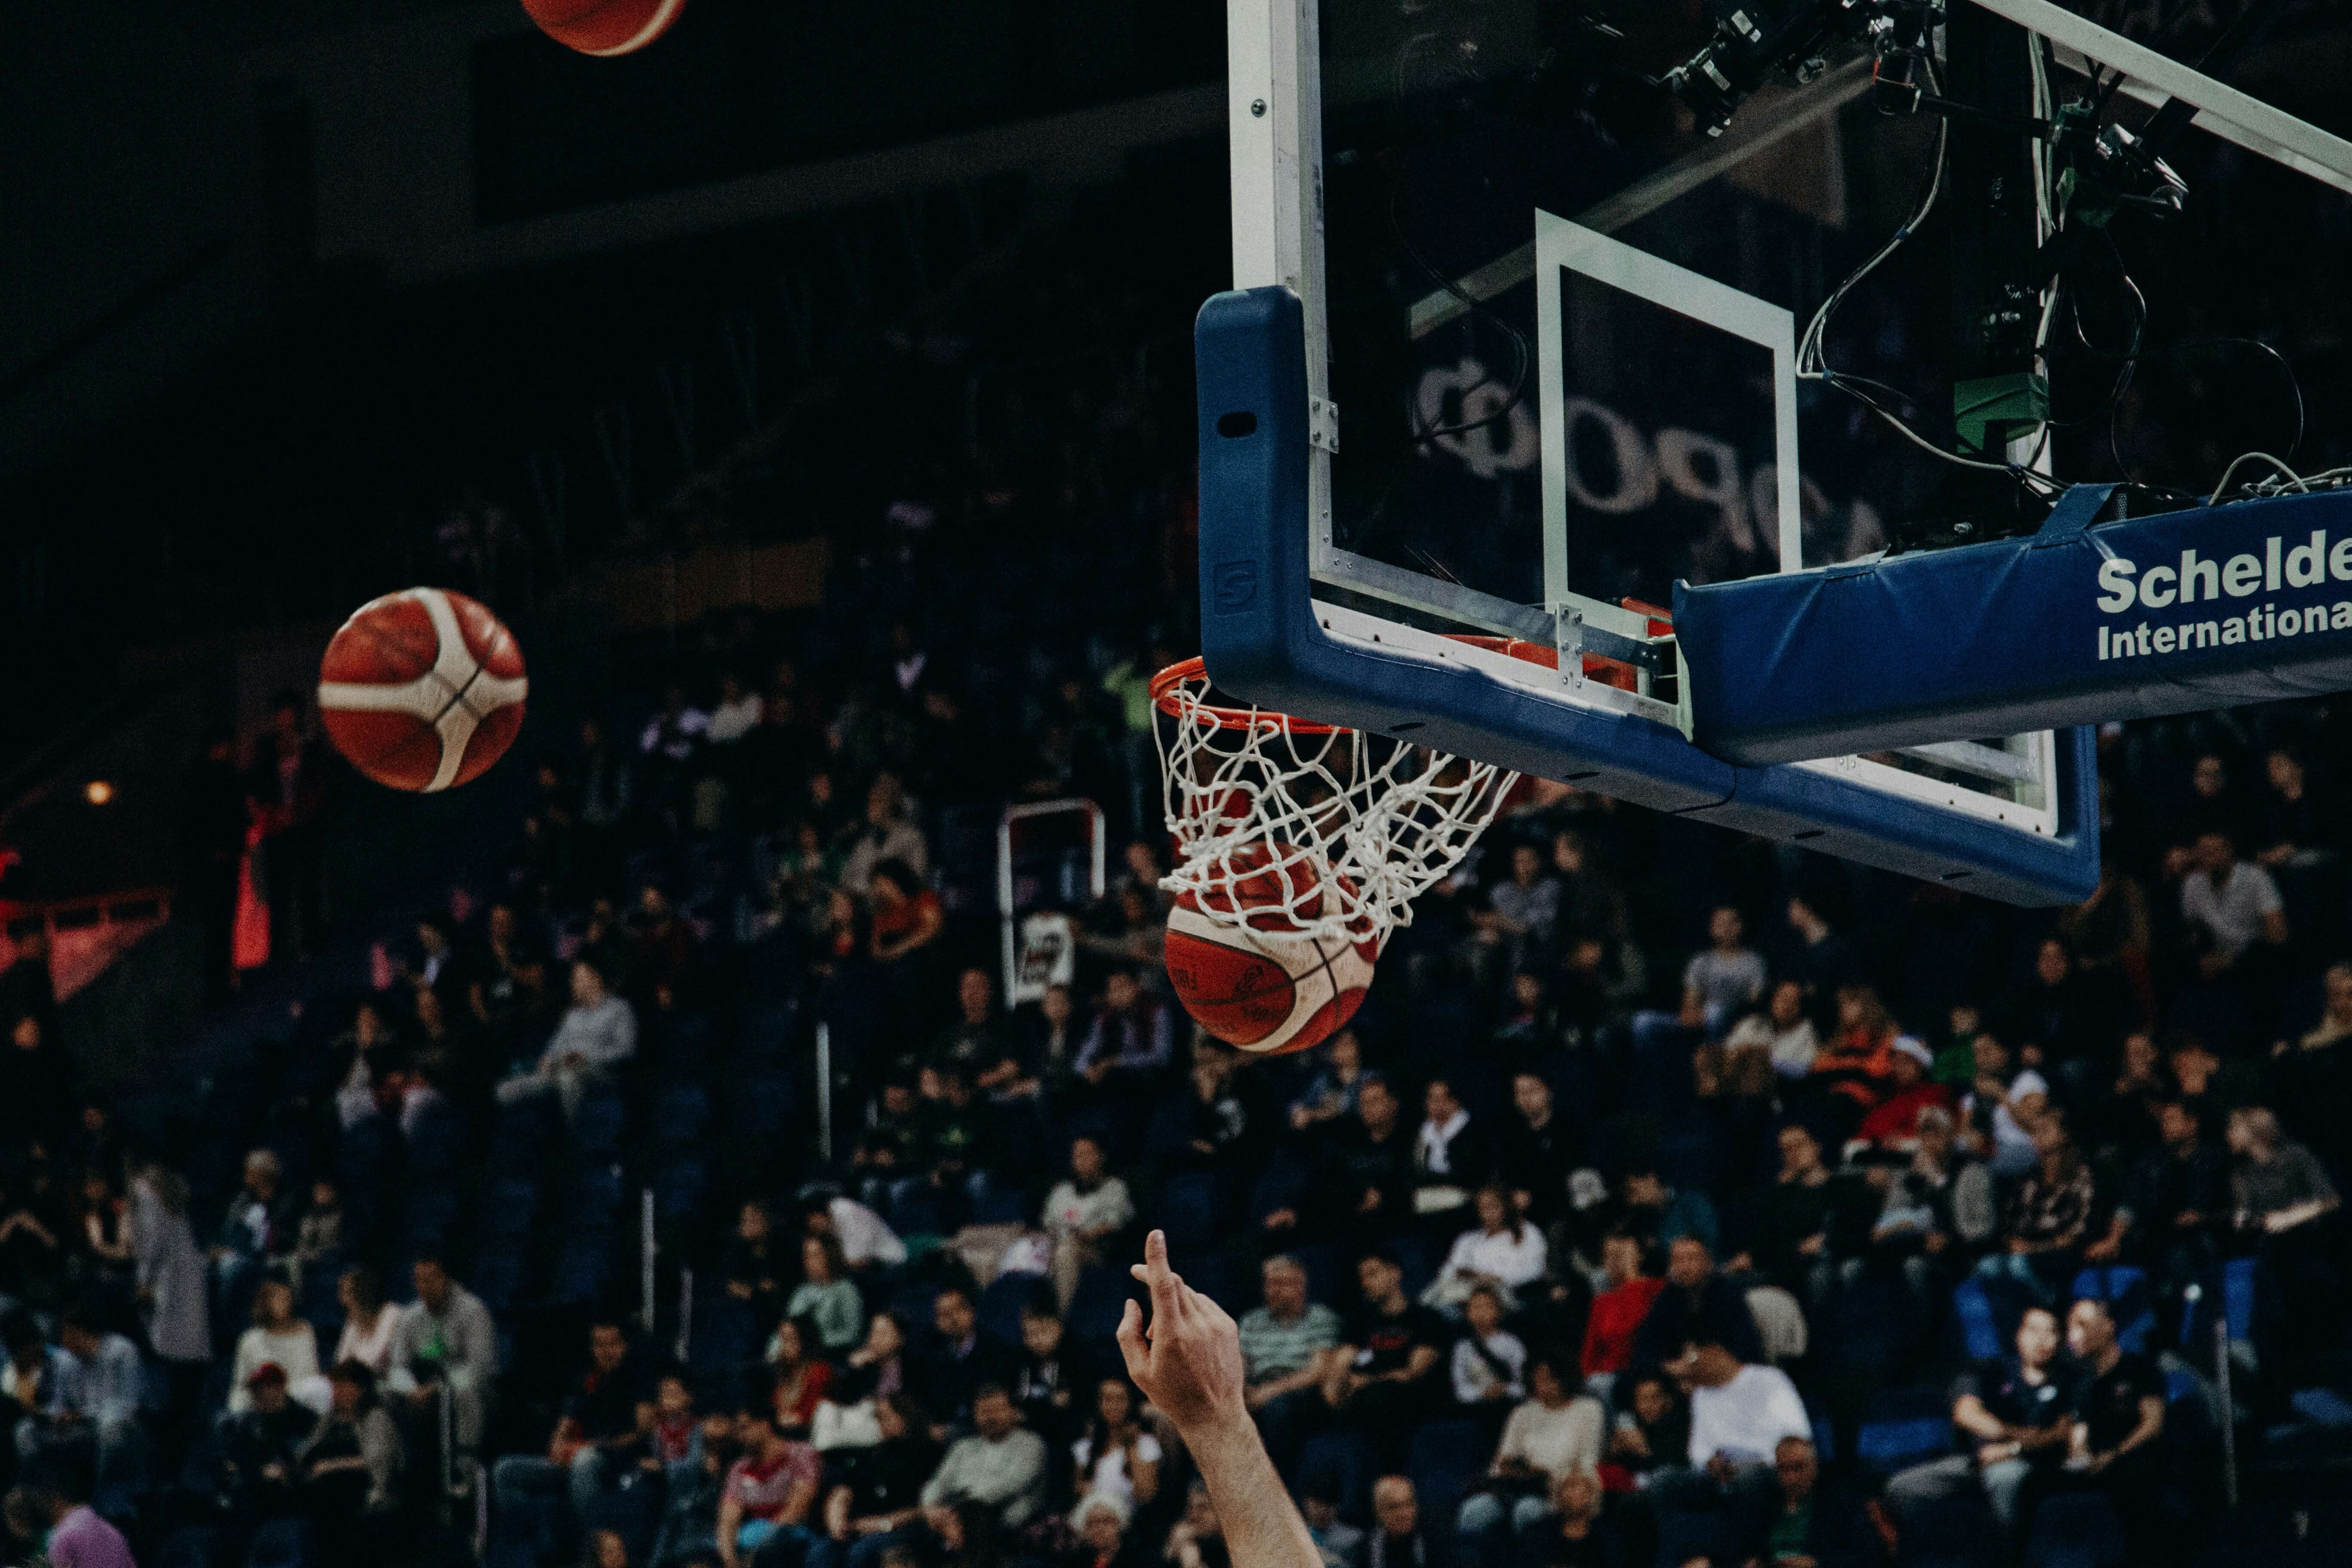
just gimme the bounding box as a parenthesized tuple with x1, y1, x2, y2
(1554, 605, 1587, 688)
(1307, 397, 1339, 453)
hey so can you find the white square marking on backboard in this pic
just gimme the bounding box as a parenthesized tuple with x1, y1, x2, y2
(1534, 209, 1803, 606)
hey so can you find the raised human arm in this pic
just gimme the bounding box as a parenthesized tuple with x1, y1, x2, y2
(1118, 1231, 1323, 1568)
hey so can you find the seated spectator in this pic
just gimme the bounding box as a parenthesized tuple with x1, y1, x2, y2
(2168, 1035, 2263, 1132)
(1366, 1476, 1430, 1568)
(1323, 1252, 1447, 1464)
(1449, 1285, 1527, 1431)
(1802, 985, 1902, 1140)
(1630, 1238, 1764, 1372)
(1716, 980, 1821, 1092)
(2006, 937, 2116, 1072)
(1458, 1354, 1604, 1540)
(493, 1318, 651, 1534)
(1733, 1123, 1871, 1309)
(934, 968, 1026, 1092)
(1961, 1032, 2049, 1179)
(1851, 1038, 1956, 1150)
(809, 1391, 940, 1568)
(220, 1363, 315, 1524)
(299, 1360, 405, 1561)
(2226, 1105, 2339, 1235)
(1672, 1338, 1810, 1473)
(1779, 891, 1863, 1000)
(791, 1234, 866, 1356)
(1975, 1115, 2098, 1303)
(210, 1146, 288, 1293)
(810, 1192, 909, 1274)
(718, 1399, 824, 1568)
(653, 1413, 743, 1567)
(496, 960, 637, 1121)
(1044, 1136, 1136, 1313)
(1430, 1188, 1547, 1313)
(1290, 1031, 1369, 1136)
(728, 1200, 790, 1337)
(1495, 1074, 1579, 1228)
(1412, 1077, 1492, 1224)
(869, 860, 945, 969)
(230, 1278, 327, 1413)
(1073, 1377, 1161, 1515)
(1074, 971, 1173, 1091)
(1329, 1075, 1415, 1245)
(2061, 1297, 2167, 1565)
(1164, 1479, 1228, 1568)
(1740, 1436, 1877, 1568)
(129, 1163, 210, 1393)
(1237, 1254, 1341, 1471)
(1885, 1304, 2074, 1553)
(1616, 1167, 1719, 1256)
(1507, 1470, 1621, 1568)
(1301, 1480, 1365, 1568)
(20, 1455, 136, 1568)
(333, 1264, 403, 1379)
(916, 1289, 1017, 1433)
(769, 1322, 836, 1436)
(1859, 1109, 1994, 1299)
(840, 1313, 910, 1408)
(1579, 1233, 1664, 1402)
(1680, 905, 1767, 1037)
(20, 1302, 144, 1492)
(1056, 1492, 1145, 1568)
(1018, 983, 1085, 1101)
(2119, 1097, 2230, 1292)
(2283, 960, 2352, 1055)
(843, 776, 930, 894)
(388, 1255, 496, 1464)
(3, 1310, 68, 1449)
(1011, 1302, 1078, 1450)
(920, 1383, 1048, 1529)
(1599, 1372, 1687, 1493)
(2178, 830, 2287, 984)
(290, 1176, 343, 1287)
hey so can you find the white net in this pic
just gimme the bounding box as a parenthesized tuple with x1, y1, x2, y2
(1152, 658, 1519, 949)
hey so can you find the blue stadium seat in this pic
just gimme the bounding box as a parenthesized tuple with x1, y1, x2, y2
(1297, 1430, 1376, 1525)
(566, 1163, 628, 1230)
(1406, 1420, 1487, 1531)
(403, 1182, 460, 1252)
(479, 1177, 542, 1243)
(154, 1526, 221, 1568)
(470, 1249, 527, 1315)
(2023, 1491, 2126, 1568)
(653, 1154, 709, 1225)
(246, 1516, 309, 1568)
(573, 1092, 629, 1157)
(549, 1231, 613, 1304)
(1159, 1172, 1220, 1250)
(1067, 1265, 1132, 1348)
(406, 1097, 463, 1178)
(1952, 1278, 2004, 1363)
(652, 1083, 712, 1149)
(1898, 1496, 1999, 1568)
(690, 1297, 758, 1384)
(980, 1273, 1046, 1344)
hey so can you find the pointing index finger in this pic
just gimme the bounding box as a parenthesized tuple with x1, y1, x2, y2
(1135, 1228, 1186, 1319)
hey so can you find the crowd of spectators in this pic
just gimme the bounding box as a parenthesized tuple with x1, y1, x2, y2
(3, 154, 2352, 1568)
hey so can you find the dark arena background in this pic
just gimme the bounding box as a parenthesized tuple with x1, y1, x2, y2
(6, 2, 2352, 1566)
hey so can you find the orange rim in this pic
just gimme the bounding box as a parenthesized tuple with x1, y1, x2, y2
(1152, 635, 1559, 733)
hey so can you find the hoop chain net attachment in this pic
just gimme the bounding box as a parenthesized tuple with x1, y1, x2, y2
(1152, 658, 1519, 949)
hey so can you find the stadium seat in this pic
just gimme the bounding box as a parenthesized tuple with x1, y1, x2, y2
(1406, 1419, 1487, 1530)
(1158, 1172, 1220, 1250)
(1066, 1265, 1132, 1348)
(1298, 1430, 1376, 1525)
(651, 1083, 712, 1149)
(980, 1272, 1046, 1344)
(1897, 1495, 1999, 1568)
(1856, 1384, 1955, 1474)
(653, 1154, 709, 1226)
(2023, 1491, 2126, 1568)
(1953, 1278, 2005, 1363)
(572, 1092, 629, 1158)
(153, 1526, 220, 1568)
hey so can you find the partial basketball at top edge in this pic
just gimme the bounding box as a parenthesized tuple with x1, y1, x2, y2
(317, 588, 529, 794)
(1162, 842, 1378, 1055)
(520, 0, 687, 56)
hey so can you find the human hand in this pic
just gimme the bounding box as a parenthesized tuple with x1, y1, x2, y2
(1119, 1230, 1246, 1440)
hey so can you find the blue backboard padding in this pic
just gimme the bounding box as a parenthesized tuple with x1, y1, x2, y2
(1676, 485, 2352, 766)
(1195, 287, 2100, 907)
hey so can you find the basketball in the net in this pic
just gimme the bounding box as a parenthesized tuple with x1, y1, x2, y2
(1164, 846, 1378, 1054)
(317, 588, 529, 794)
(520, 0, 687, 56)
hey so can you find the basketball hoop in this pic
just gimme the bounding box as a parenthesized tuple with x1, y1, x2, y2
(1151, 642, 1531, 949)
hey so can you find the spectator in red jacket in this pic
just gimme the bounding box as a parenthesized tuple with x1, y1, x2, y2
(1579, 1232, 1664, 1403)
(1853, 1038, 1957, 1152)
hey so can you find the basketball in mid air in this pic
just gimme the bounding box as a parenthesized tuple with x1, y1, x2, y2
(1163, 844, 1377, 1054)
(520, 0, 687, 56)
(318, 588, 528, 794)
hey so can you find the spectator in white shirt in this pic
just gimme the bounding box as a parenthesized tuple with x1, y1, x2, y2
(1648, 1339, 1813, 1531)
(1718, 980, 1821, 1090)
(1456, 1354, 1605, 1539)
(706, 673, 765, 744)
(1680, 906, 1767, 1036)
(229, 1279, 327, 1414)
(1428, 1187, 1546, 1312)
(1962, 1033, 2048, 1179)
(332, 1264, 403, 1379)
(495, 961, 637, 1121)
(2180, 831, 2287, 979)
(1448, 1286, 1527, 1420)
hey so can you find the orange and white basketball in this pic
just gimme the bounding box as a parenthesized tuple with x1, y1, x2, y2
(1163, 845, 1378, 1054)
(520, 0, 687, 56)
(318, 588, 528, 793)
